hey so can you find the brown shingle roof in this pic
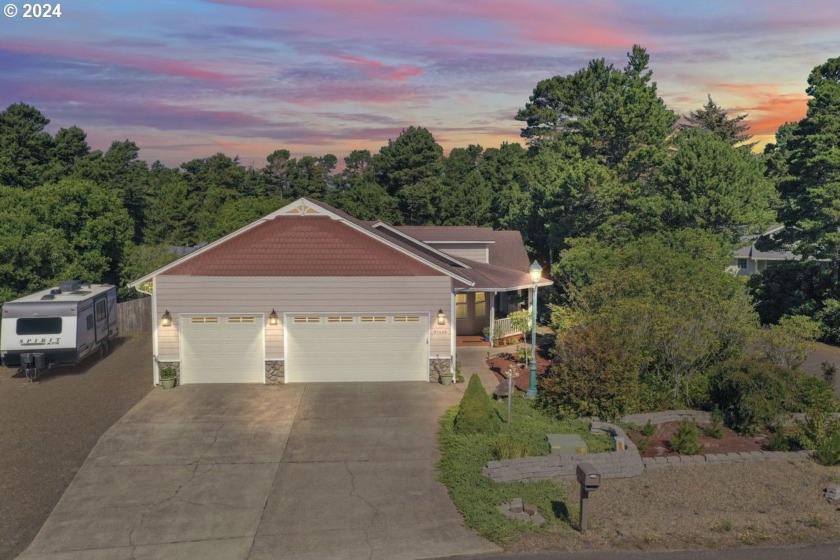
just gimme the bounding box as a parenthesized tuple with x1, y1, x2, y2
(394, 226, 531, 272)
(163, 216, 444, 277)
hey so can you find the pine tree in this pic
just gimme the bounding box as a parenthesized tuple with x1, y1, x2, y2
(684, 95, 755, 148)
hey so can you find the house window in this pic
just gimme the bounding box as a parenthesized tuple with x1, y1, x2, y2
(455, 294, 467, 319)
(474, 292, 486, 318)
(86, 315, 94, 331)
(95, 300, 106, 321)
(227, 316, 256, 324)
(736, 258, 747, 270)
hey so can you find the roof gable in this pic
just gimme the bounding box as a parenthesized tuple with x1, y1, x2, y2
(163, 216, 446, 277)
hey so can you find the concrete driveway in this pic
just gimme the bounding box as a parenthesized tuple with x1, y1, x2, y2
(18, 382, 498, 560)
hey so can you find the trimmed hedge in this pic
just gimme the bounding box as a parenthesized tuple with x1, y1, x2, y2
(454, 374, 501, 435)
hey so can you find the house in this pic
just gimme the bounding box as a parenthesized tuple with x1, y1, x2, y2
(130, 197, 551, 385)
(729, 225, 797, 276)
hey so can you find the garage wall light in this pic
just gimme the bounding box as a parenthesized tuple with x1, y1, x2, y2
(161, 310, 172, 327)
(269, 309, 279, 326)
(437, 309, 445, 325)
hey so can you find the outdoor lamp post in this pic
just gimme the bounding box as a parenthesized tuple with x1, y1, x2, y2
(526, 260, 543, 399)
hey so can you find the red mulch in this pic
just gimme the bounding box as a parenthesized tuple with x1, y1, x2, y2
(627, 421, 768, 458)
(487, 350, 551, 392)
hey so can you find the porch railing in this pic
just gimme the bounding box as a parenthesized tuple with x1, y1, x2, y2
(492, 317, 522, 341)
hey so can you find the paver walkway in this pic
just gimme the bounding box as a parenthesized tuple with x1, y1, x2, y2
(18, 382, 498, 560)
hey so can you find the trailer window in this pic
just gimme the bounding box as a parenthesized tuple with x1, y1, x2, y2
(16, 318, 62, 335)
(86, 315, 94, 331)
(95, 300, 106, 322)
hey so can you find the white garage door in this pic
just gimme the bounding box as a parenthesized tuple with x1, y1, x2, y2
(285, 313, 429, 382)
(180, 314, 265, 384)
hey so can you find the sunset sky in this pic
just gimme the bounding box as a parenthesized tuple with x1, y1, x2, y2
(2, 0, 839, 167)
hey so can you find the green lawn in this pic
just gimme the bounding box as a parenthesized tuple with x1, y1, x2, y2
(437, 394, 612, 544)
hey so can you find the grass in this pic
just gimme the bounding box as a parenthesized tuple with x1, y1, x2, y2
(437, 394, 612, 544)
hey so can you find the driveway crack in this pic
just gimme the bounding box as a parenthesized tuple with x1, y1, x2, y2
(343, 461, 376, 559)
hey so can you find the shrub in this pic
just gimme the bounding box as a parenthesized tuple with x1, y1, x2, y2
(454, 374, 501, 435)
(822, 361, 838, 385)
(815, 299, 840, 345)
(703, 408, 724, 439)
(753, 314, 821, 370)
(709, 358, 837, 435)
(796, 412, 840, 466)
(640, 420, 656, 437)
(669, 418, 703, 455)
(539, 323, 640, 421)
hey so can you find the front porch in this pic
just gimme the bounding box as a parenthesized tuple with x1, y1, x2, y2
(454, 290, 528, 347)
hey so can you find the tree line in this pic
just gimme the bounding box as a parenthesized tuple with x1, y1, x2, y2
(0, 46, 837, 348)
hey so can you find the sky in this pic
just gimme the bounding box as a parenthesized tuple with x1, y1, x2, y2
(2, 0, 839, 168)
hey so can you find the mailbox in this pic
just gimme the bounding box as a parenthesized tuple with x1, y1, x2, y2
(576, 463, 601, 491)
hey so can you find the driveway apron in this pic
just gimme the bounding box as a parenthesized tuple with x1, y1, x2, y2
(18, 382, 498, 560)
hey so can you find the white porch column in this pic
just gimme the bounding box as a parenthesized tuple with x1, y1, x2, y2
(450, 291, 456, 372)
(489, 293, 495, 347)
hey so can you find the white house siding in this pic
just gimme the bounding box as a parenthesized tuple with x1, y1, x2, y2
(431, 243, 489, 263)
(154, 275, 453, 362)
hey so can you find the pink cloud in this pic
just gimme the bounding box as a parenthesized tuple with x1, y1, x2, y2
(0, 41, 231, 82)
(330, 54, 423, 81)
(208, 0, 644, 50)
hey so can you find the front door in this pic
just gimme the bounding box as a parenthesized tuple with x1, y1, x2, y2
(455, 292, 489, 335)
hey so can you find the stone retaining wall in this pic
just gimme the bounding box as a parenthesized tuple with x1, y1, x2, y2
(622, 410, 711, 426)
(482, 421, 644, 484)
(482, 417, 813, 484)
(643, 450, 811, 469)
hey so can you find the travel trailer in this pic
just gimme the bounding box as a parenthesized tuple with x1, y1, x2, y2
(0, 281, 118, 380)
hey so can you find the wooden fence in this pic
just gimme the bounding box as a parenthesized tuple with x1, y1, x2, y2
(118, 297, 151, 333)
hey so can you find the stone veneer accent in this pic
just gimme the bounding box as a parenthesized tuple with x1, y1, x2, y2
(429, 358, 451, 383)
(265, 361, 284, 384)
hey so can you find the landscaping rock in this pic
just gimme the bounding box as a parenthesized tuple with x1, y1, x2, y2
(825, 483, 840, 505)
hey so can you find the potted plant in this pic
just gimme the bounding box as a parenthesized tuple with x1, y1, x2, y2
(159, 365, 177, 389)
(482, 327, 490, 342)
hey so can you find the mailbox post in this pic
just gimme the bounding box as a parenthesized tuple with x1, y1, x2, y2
(575, 463, 601, 531)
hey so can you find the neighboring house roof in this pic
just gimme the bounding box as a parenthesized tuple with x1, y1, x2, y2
(733, 225, 797, 261)
(162, 216, 445, 277)
(131, 197, 549, 292)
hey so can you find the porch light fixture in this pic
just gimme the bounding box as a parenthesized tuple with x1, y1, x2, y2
(161, 310, 172, 327)
(526, 260, 543, 399)
(269, 309, 279, 326)
(437, 309, 446, 325)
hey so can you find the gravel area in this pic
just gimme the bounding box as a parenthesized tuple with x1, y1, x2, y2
(0, 335, 152, 560)
(508, 460, 840, 553)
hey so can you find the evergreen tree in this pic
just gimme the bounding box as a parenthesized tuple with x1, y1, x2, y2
(0, 103, 55, 189)
(684, 95, 755, 148)
(777, 56, 840, 287)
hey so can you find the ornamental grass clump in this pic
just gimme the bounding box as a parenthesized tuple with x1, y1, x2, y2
(454, 374, 501, 435)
